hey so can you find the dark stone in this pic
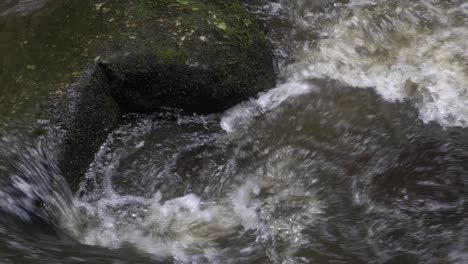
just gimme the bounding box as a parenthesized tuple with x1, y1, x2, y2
(101, 51, 271, 114)
(97, 0, 277, 114)
(42, 0, 276, 190)
(46, 65, 120, 190)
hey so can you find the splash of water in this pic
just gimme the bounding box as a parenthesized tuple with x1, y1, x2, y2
(224, 0, 468, 132)
(73, 115, 323, 262)
(0, 124, 80, 235)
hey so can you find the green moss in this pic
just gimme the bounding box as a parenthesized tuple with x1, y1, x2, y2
(176, 0, 190, 5)
(0, 0, 272, 118)
(131, 0, 267, 43)
(157, 47, 187, 62)
(158, 48, 178, 60)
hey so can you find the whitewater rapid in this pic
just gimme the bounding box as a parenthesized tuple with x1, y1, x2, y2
(2, 0, 468, 263)
(223, 0, 468, 131)
(76, 0, 468, 261)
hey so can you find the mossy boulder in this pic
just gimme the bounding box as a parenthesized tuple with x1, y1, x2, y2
(1, 0, 275, 116)
(98, 0, 276, 113)
(42, 0, 276, 189)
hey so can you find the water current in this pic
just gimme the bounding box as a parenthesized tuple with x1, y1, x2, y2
(2, 0, 468, 263)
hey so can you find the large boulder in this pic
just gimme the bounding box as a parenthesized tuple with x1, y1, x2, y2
(100, 0, 276, 113)
(42, 0, 276, 189)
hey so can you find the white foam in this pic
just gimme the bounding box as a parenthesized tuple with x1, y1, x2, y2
(298, 1, 468, 127)
(80, 192, 244, 260)
(78, 167, 322, 261)
(221, 80, 316, 132)
(231, 180, 262, 230)
(226, 0, 468, 129)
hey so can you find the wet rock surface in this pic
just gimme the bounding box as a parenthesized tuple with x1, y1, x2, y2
(35, 0, 276, 189)
(46, 66, 121, 189)
(1, 0, 276, 117)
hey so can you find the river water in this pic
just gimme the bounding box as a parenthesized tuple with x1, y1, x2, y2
(2, 0, 468, 263)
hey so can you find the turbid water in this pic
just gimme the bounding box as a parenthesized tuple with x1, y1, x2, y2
(2, 0, 468, 263)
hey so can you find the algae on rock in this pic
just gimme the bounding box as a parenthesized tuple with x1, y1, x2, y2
(97, 0, 276, 113)
(35, 0, 276, 190)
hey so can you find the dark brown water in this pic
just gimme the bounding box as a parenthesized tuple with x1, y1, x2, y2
(2, 0, 468, 263)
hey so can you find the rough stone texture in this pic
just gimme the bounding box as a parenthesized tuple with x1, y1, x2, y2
(99, 0, 276, 113)
(47, 66, 120, 190)
(43, 0, 276, 190)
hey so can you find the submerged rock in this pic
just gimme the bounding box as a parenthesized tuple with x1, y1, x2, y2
(43, 0, 276, 189)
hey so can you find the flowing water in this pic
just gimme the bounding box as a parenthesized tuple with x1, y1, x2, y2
(2, 0, 468, 263)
